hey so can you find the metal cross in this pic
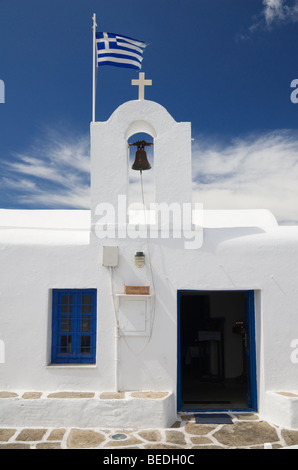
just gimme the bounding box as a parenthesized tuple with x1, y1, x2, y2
(131, 72, 152, 100)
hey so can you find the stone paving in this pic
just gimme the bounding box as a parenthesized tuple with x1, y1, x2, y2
(1, 412, 298, 449)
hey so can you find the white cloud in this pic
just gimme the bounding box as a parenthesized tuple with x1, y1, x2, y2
(192, 130, 298, 224)
(249, 0, 298, 32)
(1, 127, 298, 225)
(1, 129, 90, 209)
(263, 0, 298, 26)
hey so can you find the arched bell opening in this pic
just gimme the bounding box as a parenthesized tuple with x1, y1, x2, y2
(127, 132, 154, 210)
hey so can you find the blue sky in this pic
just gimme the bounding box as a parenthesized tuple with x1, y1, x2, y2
(0, 0, 298, 223)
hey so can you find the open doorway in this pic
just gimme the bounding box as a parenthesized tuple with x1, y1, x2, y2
(177, 290, 257, 412)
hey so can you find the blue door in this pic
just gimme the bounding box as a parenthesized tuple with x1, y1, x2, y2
(244, 291, 257, 409)
(177, 290, 257, 412)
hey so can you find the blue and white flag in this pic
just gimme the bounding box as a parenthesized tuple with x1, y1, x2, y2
(96, 32, 146, 70)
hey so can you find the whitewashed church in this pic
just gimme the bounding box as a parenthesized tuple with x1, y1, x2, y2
(1, 72, 298, 430)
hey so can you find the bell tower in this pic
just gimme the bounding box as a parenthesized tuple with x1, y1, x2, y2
(90, 75, 192, 229)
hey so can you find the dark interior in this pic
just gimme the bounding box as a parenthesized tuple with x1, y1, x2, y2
(179, 291, 249, 410)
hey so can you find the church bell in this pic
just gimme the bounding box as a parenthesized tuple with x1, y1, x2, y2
(129, 140, 153, 172)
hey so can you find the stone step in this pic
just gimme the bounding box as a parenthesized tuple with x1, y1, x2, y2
(0, 390, 175, 429)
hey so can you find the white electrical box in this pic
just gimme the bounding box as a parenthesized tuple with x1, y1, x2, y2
(102, 246, 118, 267)
(116, 295, 152, 336)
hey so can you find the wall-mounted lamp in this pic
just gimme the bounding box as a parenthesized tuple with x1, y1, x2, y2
(135, 251, 145, 268)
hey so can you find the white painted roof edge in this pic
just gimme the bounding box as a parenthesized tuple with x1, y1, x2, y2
(0, 208, 290, 231)
(0, 209, 91, 230)
(195, 209, 279, 230)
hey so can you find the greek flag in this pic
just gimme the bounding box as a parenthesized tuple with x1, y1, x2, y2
(96, 32, 146, 70)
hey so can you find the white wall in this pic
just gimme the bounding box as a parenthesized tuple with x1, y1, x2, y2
(1, 224, 298, 398)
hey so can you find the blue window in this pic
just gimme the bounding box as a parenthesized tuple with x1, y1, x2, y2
(51, 289, 97, 364)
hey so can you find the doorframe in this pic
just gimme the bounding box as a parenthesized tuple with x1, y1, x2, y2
(177, 289, 258, 413)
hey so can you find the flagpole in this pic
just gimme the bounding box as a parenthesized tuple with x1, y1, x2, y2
(92, 13, 97, 123)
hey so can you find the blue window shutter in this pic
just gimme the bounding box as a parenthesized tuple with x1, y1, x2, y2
(51, 289, 97, 364)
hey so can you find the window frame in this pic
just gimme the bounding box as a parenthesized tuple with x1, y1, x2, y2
(51, 288, 97, 364)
